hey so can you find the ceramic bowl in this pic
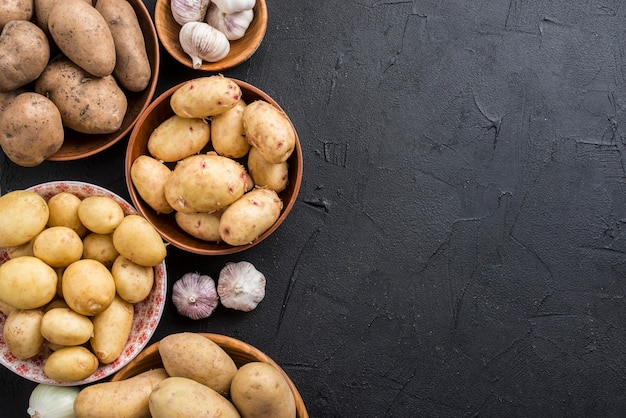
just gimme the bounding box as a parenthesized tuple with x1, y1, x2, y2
(111, 333, 308, 417)
(125, 78, 302, 255)
(0, 181, 167, 385)
(154, 0, 267, 71)
(46, 0, 160, 161)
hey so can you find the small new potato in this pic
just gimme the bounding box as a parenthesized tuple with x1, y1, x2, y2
(62, 259, 116, 316)
(3, 309, 44, 359)
(243, 100, 296, 164)
(0, 20, 49, 92)
(0, 190, 49, 247)
(158, 332, 237, 396)
(130, 155, 174, 214)
(32, 226, 84, 267)
(40, 307, 93, 346)
(113, 215, 167, 267)
(211, 99, 250, 158)
(90, 295, 134, 364)
(219, 188, 283, 246)
(164, 154, 247, 213)
(78, 195, 125, 234)
(247, 146, 289, 192)
(46, 192, 88, 237)
(170, 75, 241, 118)
(43, 346, 99, 382)
(74, 368, 169, 418)
(0, 256, 57, 309)
(82, 233, 119, 268)
(175, 210, 222, 242)
(111, 255, 154, 303)
(149, 377, 241, 418)
(147, 114, 210, 162)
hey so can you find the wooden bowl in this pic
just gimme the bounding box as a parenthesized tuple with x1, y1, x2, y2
(111, 333, 308, 418)
(47, 0, 160, 161)
(125, 78, 302, 255)
(155, 0, 267, 71)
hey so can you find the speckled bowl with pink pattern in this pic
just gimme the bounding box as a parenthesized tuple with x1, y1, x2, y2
(0, 181, 167, 386)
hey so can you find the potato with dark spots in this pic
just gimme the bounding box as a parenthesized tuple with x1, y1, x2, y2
(0, 0, 34, 31)
(0, 20, 49, 92)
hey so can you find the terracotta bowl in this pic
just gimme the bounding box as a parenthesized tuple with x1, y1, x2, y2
(125, 78, 303, 255)
(47, 0, 160, 161)
(0, 181, 167, 385)
(154, 0, 267, 71)
(111, 333, 308, 417)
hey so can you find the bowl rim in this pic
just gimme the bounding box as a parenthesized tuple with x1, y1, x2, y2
(125, 77, 303, 256)
(0, 181, 167, 386)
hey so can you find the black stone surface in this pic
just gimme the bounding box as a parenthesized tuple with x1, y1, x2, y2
(3, 0, 626, 416)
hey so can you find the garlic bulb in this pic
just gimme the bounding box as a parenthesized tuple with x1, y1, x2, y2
(212, 0, 256, 14)
(171, 0, 211, 25)
(179, 21, 231, 68)
(172, 272, 219, 319)
(205, 3, 254, 41)
(27, 384, 80, 418)
(217, 261, 265, 311)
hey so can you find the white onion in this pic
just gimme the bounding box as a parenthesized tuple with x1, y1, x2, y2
(27, 384, 80, 418)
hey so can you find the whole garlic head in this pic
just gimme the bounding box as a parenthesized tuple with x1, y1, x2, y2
(171, 0, 211, 25)
(212, 0, 256, 14)
(179, 21, 231, 68)
(217, 261, 266, 312)
(205, 3, 254, 41)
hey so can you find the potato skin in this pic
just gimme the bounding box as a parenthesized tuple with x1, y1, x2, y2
(247, 146, 289, 192)
(62, 259, 116, 316)
(112, 215, 167, 267)
(48, 0, 116, 77)
(46, 192, 88, 237)
(170, 75, 242, 118)
(74, 368, 169, 418)
(219, 188, 283, 246)
(32, 226, 84, 268)
(40, 307, 93, 346)
(175, 210, 222, 242)
(158, 332, 238, 396)
(0, 190, 49, 247)
(82, 233, 119, 268)
(43, 346, 99, 382)
(211, 99, 250, 158)
(0, 92, 64, 167)
(230, 362, 297, 418)
(130, 155, 174, 214)
(0, 20, 49, 92)
(96, 0, 151, 92)
(111, 255, 154, 303)
(147, 115, 210, 162)
(149, 377, 241, 418)
(0, 256, 57, 309)
(90, 294, 134, 364)
(3, 309, 44, 359)
(35, 55, 127, 134)
(78, 195, 125, 235)
(243, 100, 296, 164)
(0, 0, 34, 31)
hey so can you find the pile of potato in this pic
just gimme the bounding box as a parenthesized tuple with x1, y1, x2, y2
(74, 333, 297, 418)
(0, 0, 151, 167)
(131, 75, 297, 246)
(0, 188, 166, 383)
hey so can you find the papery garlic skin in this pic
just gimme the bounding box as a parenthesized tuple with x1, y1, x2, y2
(205, 3, 254, 41)
(180, 21, 231, 68)
(212, 0, 256, 14)
(217, 261, 266, 312)
(171, 0, 211, 25)
(172, 272, 219, 320)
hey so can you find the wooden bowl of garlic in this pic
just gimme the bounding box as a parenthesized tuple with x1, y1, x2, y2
(154, 0, 267, 71)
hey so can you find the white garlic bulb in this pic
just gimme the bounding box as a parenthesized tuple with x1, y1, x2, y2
(211, 0, 256, 14)
(179, 21, 231, 68)
(171, 0, 211, 25)
(205, 3, 254, 41)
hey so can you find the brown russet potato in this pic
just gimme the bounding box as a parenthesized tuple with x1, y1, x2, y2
(0, 0, 33, 30)
(0, 20, 49, 92)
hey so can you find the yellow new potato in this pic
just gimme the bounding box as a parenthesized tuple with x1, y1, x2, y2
(130, 155, 174, 214)
(243, 100, 296, 164)
(164, 154, 247, 213)
(0, 190, 49, 247)
(112, 215, 167, 267)
(149, 377, 241, 418)
(247, 146, 289, 192)
(219, 188, 283, 246)
(170, 75, 241, 118)
(74, 368, 169, 418)
(158, 332, 237, 396)
(230, 362, 297, 418)
(147, 115, 210, 162)
(44, 346, 99, 382)
(90, 295, 134, 364)
(6, 239, 34, 259)
(175, 210, 222, 242)
(82, 233, 119, 268)
(62, 259, 116, 316)
(211, 99, 250, 158)
(46, 192, 88, 237)
(111, 255, 154, 303)
(3, 309, 44, 359)
(0, 256, 57, 309)
(32, 226, 83, 267)
(40, 307, 93, 346)
(78, 195, 125, 234)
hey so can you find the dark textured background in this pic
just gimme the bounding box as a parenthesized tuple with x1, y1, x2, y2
(3, 0, 626, 416)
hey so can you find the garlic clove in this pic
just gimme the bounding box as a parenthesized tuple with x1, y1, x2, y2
(211, 0, 256, 14)
(171, 0, 211, 25)
(217, 261, 266, 312)
(172, 272, 219, 319)
(205, 3, 254, 41)
(179, 21, 231, 68)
